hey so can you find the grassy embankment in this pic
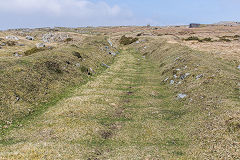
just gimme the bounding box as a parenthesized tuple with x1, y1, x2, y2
(0, 35, 117, 131)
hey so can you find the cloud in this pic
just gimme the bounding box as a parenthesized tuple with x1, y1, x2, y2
(0, 0, 134, 28)
(0, 0, 129, 16)
(0, 0, 62, 14)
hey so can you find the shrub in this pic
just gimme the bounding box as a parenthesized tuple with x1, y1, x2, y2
(202, 37, 212, 42)
(119, 35, 139, 45)
(185, 37, 212, 42)
(71, 44, 80, 48)
(24, 47, 45, 56)
(184, 36, 200, 41)
(219, 38, 231, 42)
(136, 33, 142, 36)
(6, 41, 17, 46)
(65, 38, 73, 43)
(81, 66, 88, 73)
(72, 51, 82, 59)
(234, 35, 240, 38)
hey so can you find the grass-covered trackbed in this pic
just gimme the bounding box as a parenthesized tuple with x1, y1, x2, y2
(0, 50, 192, 159)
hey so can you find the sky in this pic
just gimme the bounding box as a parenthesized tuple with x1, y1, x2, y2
(0, 0, 240, 29)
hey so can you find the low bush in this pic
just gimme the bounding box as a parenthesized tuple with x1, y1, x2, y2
(6, 41, 17, 46)
(72, 51, 82, 59)
(233, 35, 240, 38)
(24, 47, 46, 56)
(184, 36, 200, 41)
(202, 37, 212, 42)
(136, 33, 142, 36)
(219, 37, 231, 42)
(120, 35, 139, 45)
(65, 38, 73, 43)
(80, 66, 88, 73)
(185, 37, 212, 42)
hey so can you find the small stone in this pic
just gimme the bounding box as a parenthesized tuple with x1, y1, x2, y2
(13, 52, 22, 57)
(6, 35, 19, 40)
(102, 63, 110, 68)
(170, 80, 174, 85)
(89, 67, 95, 73)
(42, 32, 69, 43)
(110, 103, 117, 106)
(180, 73, 190, 80)
(178, 94, 187, 99)
(76, 63, 80, 67)
(109, 52, 116, 56)
(173, 75, 178, 79)
(164, 78, 169, 82)
(36, 43, 45, 48)
(136, 41, 140, 44)
(175, 57, 180, 61)
(238, 65, 240, 70)
(6, 121, 12, 125)
(108, 40, 113, 47)
(180, 74, 185, 80)
(196, 74, 203, 80)
(26, 36, 34, 40)
(3, 125, 8, 129)
(16, 96, 20, 102)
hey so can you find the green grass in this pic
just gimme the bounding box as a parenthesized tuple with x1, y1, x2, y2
(0, 34, 239, 159)
(133, 38, 240, 159)
(0, 49, 192, 159)
(0, 138, 25, 146)
(0, 35, 115, 127)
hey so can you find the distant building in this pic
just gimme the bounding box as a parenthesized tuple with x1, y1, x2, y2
(189, 23, 201, 28)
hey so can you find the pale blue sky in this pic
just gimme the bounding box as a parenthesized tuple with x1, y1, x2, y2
(0, 0, 239, 29)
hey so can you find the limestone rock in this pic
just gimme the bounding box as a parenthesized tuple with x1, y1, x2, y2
(36, 43, 45, 48)
(178, 94, 187, 99)
(26, 36, 34, 40)
(6, 35, 19, 41)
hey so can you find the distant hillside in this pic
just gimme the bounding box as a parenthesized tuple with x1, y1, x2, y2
(214, 21, 240, 26)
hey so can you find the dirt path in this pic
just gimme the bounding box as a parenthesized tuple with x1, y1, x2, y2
(0, 50, 190, 159)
